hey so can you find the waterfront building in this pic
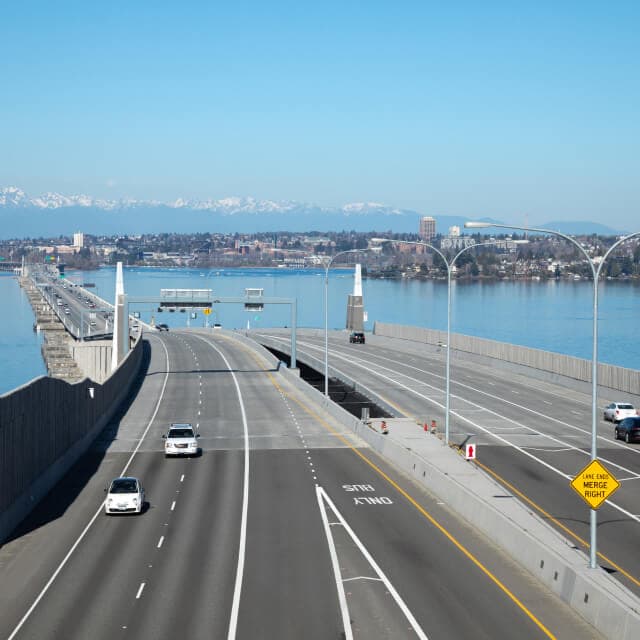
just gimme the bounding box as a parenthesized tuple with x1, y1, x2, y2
(73, 232, 84, 248)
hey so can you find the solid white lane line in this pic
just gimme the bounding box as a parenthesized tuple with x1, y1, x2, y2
(7, 338, 172, 640)
(192, 335, 250, 640)
(280, 336, 640, 520)
(136, 583, 145, 599)
(316, 487, 353, 640)
(317, 487, 429, 640)
(274, 334, 595, 443)
(290, 336, 640, 472)
(157, 536, 164, 549)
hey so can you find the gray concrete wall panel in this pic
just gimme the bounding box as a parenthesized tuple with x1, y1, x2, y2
(70, 341, 112, 383)
(0, 337, 143, 543)
(374, 321, 640, 395)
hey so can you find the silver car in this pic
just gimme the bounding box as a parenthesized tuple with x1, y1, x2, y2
(603, 402, 637, 423)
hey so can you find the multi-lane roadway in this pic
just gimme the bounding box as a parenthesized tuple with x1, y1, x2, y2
(0, 330, 598, 639)
(39, 279, 113, 340)
(258, 328, 640, 600)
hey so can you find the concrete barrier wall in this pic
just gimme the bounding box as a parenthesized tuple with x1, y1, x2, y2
(70, 341, 112, 383)
(0, 337, 143, 543)
(374, 321, 640, 395)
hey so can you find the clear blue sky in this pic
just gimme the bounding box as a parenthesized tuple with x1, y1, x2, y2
(2, 1, 638, 228)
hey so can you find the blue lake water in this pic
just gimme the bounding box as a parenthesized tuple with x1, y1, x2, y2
(1, 267, 638, 395)
(0, 275, 45, 395)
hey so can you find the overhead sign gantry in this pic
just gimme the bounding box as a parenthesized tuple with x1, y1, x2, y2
(115, 288, 297, 369)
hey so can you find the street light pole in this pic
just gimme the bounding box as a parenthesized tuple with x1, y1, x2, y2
(465, 221, 640, 569)
(323, 249, 371, 397)
(392, 239, 526, 444)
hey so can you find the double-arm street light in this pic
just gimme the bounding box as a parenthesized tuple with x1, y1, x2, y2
(323, 249, 372, 397)
(392, 238, 527, 445)
(465, 221, 640, 569)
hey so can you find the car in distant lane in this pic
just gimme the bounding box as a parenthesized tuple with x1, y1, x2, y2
(615, 417, 640, 443)
(163, 423, 199, 457)
(104, 477, 145, 514)
(603, 402, 637, 423)
(349, 331, 365, 344)
(157, 323, 169, 331)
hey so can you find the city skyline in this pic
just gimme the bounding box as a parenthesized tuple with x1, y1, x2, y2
(2, 2, 638, 230)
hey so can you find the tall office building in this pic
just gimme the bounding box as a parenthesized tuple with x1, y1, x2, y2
(73, 232, 84, 248)
(419, 216, 436, 241)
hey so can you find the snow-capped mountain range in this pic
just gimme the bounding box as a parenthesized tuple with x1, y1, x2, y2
(0, 186, 405, 217)
(0, 186, 624, 238)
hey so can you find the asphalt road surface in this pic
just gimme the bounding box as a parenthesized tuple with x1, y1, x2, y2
(0, 330, 599, 639)
(39, 279, 112, 339)
(258, 328, 640, 601)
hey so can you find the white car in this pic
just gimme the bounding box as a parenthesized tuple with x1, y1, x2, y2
(163, 423, 199, 457)
(105, 477, 145, 514)
(603, 402, 637, 423)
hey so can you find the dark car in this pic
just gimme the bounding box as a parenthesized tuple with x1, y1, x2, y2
(615, 416, 640, 443)
(157, 323, 169, 332)
(349, 331, 365, 344)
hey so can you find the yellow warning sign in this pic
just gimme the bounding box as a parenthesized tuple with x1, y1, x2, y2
(203, 308, 211, 315)
(570, 459, 620, 510)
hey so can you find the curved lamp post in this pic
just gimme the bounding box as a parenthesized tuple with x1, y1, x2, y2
(323, 249, 372, 397)
(465, 221, 640, 569)
(392, 239, 527, 445)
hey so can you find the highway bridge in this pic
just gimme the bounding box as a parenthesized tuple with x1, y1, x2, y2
(258, 330, 640, 593)
(0, 262, 22, 274)
(37, 278, 114, 341)
(1, 328, 638, 639)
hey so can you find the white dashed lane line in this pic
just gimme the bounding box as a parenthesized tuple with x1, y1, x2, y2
(157, 536, 164, 549)
(136, 583, 146, 599)
(170, 501, 176, 511)
(277, 387, 319, 485)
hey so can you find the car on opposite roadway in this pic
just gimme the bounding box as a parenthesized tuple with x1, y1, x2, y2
(104, 477, 145, 514)
(157, 323, 169, 331)
(603, 402, 637, 423)
(163, 423, 199, 457)
(349, 331, 365, 344)
(615, 416, 640, 444)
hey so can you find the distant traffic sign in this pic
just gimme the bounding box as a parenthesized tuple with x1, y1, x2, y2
(570, 459, 620, 510)
(203, 308, 211, 316)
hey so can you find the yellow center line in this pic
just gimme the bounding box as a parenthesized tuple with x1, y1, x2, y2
(222, 333, 557, 640)
(474, 459, 640, 590)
